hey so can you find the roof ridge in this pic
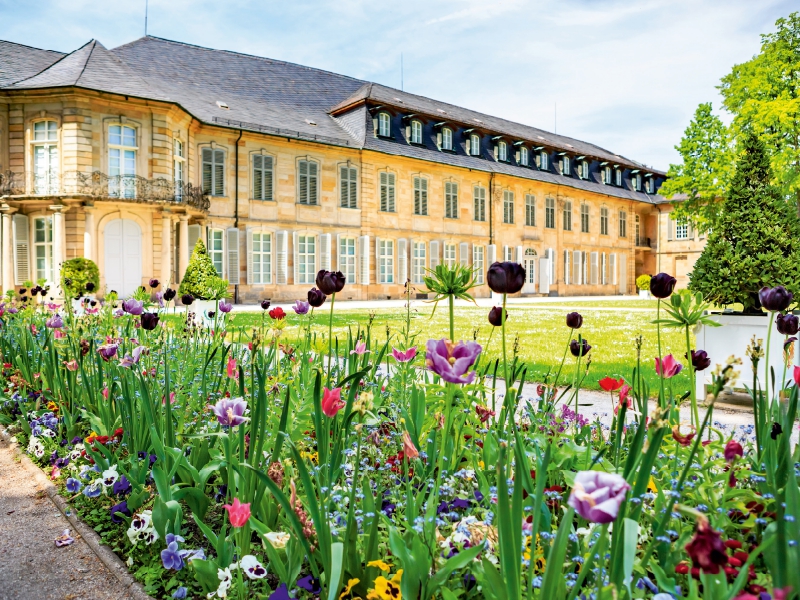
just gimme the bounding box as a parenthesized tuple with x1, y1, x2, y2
(74, 40, 98, 86)
(6, 38, 95, 88)
(113, 36, 366, 84)
(0, 39, 65, 56)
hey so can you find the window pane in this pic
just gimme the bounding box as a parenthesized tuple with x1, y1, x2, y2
(109, 125, 121, 145)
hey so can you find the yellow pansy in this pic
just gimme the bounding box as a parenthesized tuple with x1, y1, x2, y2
(647, 476, 658, 493)
(366, 560, 392, 572)
(340, 578, 360, 599)
(366, 574, 402, 600)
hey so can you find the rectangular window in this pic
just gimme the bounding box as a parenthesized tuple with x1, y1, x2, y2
(33, 216, 53, 283)
(635, 215, 641, 245)
(603, 166, 612, 184)
(498, 141, 507, 162)
(173, 139, 185, 200)
(619, 211, 627, 238)
(601, 252, 607, 285)
(208, 229, 224, 276)
(473, 246, 484, 284)
(379, 172, 396, 212)
(378, 113, 391, 137)
(525, 194, 536, 226)
(519, 146, 529, 166)
(675, 219, 689, 240)
(563, 201, 572, 231)
(298, 160, 319, 205)
(412, 241, 426, 284)
(297, 235, 316, 284)
(600, 207, 609, 235)
(580, 204, 589, 233)
(410, 121, 423, 144)
(445, 182, 459, 219)
(615, 169, 622, 186)
(33, 144, 58, 195)
(441, 128, 453, 151)
(413, 177, 428, 216)
(469, 134, 480, 156)
(253, 154, 274, 201)
(339, 237, 357, 284)
(580, 161, 589, 179)
(562, 155, 571, 176)
(201, 147, 224, 197)
(545, 197, 555, 229)
(339, 165, 357, 209)
(503, 190, 514, 224)
(251, 231, 272, 284)
(379, 239, 394, 283)
(444, 243, 457, 267)
(473, 186, 486, 222)
(539, 151, 549, 170)
(109, 124, 137, 198)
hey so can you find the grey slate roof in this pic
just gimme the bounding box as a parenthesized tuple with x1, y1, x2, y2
(0, 35, 666, 203)
(0, 40, 64, 87)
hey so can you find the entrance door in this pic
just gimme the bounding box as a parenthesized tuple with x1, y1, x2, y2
(104, 218, 142, 297)
(522, 249, 537, 294)
(618, 253, 627, 294)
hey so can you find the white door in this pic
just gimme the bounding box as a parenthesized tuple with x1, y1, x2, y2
(618, 253, 627, 294)
(522, 253, 537, 294)
(104, 218, 142, 297)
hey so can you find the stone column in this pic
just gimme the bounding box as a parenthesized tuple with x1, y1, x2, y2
(1, 204, 16, 293)
(50, 205, 67, 297)
(83, 204, 95, 261)
(178, 215, 189, 283)
(162, 212, 173, 286)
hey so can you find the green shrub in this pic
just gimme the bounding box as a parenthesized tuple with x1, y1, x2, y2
(689, 132, 800, 312)
(636, 274, 651, 291)
(61, 258, 100, 299)
(178, 239, 227, 300)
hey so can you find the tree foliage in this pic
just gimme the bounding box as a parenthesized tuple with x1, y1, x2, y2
(688, 132, 800, 312)
(178, 239, 224, 300)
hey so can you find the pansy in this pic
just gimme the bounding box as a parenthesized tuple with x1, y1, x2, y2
(102, 466, 119, 487)
(240, 555, 267, 579)
(83, 481, 103, 498)
(264, 531, 291, 549)
(65, 477, 82, 493)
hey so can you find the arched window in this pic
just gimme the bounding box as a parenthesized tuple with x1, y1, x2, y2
(441, 127, 453, 151)
(410, 120, 423, 144)
(539, 150, 549, 170)
(519, 146, 529, 166)
(497, 141, 507, 162)
(470, 134, 480, 156)
(378, 113, 391, 137)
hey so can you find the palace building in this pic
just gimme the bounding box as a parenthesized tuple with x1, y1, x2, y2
(0, 36, 702, 301)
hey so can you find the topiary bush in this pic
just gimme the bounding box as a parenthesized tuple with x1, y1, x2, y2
(636, 274, 651, 291)
(178, 239, 226, 300)
(689, 132, 800, 312)
(61, 258, 100, 299)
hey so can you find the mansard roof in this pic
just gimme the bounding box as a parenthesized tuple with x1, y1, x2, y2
(0, 35, 665, 202)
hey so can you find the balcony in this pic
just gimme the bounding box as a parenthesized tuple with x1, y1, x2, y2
(0, 170, 210, 211)
(635, 236, 654, 249)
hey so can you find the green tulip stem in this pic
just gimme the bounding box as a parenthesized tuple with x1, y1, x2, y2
(765, 311, 774, 406)
(328, 292, 336, 378)
(656, 299, 667, 411)
(448, 292, 455, 342)
(685, 324, 699, 427)
(501, 292, 509, 390)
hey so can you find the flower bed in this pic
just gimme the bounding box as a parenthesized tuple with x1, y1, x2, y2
(0, 269, 799, 600)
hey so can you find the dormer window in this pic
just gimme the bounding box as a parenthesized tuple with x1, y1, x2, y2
(469, 133, 480, 156)
(410, 120, 423, 144)
(539, 150, 549, 170)
(602, 165, 612, 184)
(441, 127, 453, 151)
(646, 177, 655, 194)
(561, 155, 571, 176)
(580, 160, 589, 179)
(615, 169, 622, 186)
(497, 140, 508, 162)
(632, 173, 641, 191)
(378, 112, 391, 137)
(519, 146, 529, 166)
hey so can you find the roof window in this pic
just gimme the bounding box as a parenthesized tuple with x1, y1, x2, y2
(216, 101, 229, 110)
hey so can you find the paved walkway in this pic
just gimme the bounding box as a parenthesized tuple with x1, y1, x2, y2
(0, 436, 135, 600)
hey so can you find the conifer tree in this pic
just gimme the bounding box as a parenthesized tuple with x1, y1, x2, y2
(689, 132, 800, 312)
(178, 239, 221, 300)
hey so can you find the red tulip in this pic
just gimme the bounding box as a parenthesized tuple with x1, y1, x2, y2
(223, 498, 251, 528)
(724, 439, 744, 462)
(685, 519, 728, 574)
(321, 387, 345, 418)
(599, 376, 624, 392)
(672, 422, 696, 447)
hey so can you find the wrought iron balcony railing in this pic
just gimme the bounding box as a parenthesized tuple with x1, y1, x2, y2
(0, 170, 210, 211)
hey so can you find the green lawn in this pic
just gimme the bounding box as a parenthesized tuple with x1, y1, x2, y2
(178, 299, 693, 393)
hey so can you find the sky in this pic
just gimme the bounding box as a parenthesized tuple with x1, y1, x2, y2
(1, 0, 796, 171)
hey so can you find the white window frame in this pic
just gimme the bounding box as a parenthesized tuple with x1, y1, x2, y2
(208, 228, 225, 277)
(297, 159, 319, 206)
(562, 155, 571, 175)
(413, 176, 428, 216)
(338, 236, 357, 284)
(615, 169, 622, 186)
(498, 141, 508, 162)
(443, 243, 457, 267)
(600, 207, 609, 236)
(441, 127, 453, 151)
(339, 164, 358, 209)
(252, 153, 274, 201)
(619, 211, 627, 238)
(33, 216, 54, 283)
(473, 245, 484, 284)
(296, 234, 317, 284)
(173, 139, 185, 201)
(31, 120, 59, 195)
(378, 239, 394, 283)
(540, 151, 549, 170)
(603, 166, 612, 184)
(632, 173, 642, 191)
(580, 160, 588, 179)
(520, 146, 529, 166)
(675, 219, 689, 240)
(445, 181, 458, 219)
(503, 190, 514, 224)
(635, 214, 642, 245)
(379, 171, 396, 212)
(251, 230, 272, 284)
(545, 197, 555, 229)
(412, 241, 426, 284)
(201, 146, 225, 197)
(109, 124, 138, 199)
(580, 204, 590, 233)
(473, 186, 486, 222)
(470, 134, 480, 156)
(563, 200, 572, 231)
(378, 112, 391, 137)
(563, 249, 571, 285)
(525, 194, 536, 227)
(410, 120, 423, 144)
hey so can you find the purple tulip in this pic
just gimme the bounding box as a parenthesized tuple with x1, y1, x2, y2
(425, 338, 482, 385)
(149, 279, 160, 289)
(210, 397, 248, 427)
(316, 270, 346, 295)
(260, 300, 271, 310)
(649, 273, 677, 299)
(488, 306, 506, 327)
(122, 299, 144, 315)
(219, 300, 233, 313)
(46, 314, 64, 329)
(568, 471, 630, 523)
(181, 294, 194, 306)
(141, 312, 159, 330)
(97, 343, 118, 361)
(486, 262, 525, 295)
(163, 288, 176, 302)
(759, 286, 793, 312)
(566, 312, 583, 329)
(85, 282, 96, 292)
(307, 287, 326, 308)
(570, 339, 591, 357)
(776, 313, 799, 335)
(293, 300, 310, 315)
(688, 350, 711, 371)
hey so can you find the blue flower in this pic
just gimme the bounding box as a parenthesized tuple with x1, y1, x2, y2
(161, 541, 184, 571)
(172, 587, 187, 599)
(269, 584, 290, 600)
(113, 475, 131, 496)
(297, 575, 321, 594)
(83, 482, 102, 498)
(110, 501, 131, 524)
(65, 478, 82, 493)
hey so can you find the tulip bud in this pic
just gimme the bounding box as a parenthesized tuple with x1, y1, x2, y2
(688, 349, 711, 371)
(149, 279, 160, 289)
(566, 312, 583, 329)
(315, 270, 346, 295)
(488, 306, 507, 327)
(307, 287, 326, 308)
(181, 294, 194, 306)
(649, 273, 677, 299)
(486, 262, 526, 295)
(776, 313, 799, 336)
(759, 286, 793, 312)
(260, 299, 271, 311)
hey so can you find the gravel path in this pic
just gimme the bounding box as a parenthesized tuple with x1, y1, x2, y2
(0, 436, 135, 600)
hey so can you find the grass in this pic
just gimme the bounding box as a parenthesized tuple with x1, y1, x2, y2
(166, 298, 693, 393)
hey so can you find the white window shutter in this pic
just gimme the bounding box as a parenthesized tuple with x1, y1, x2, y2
(459, 242, 469, 266)
(429, 240, 440, 270)
(610, 253, 617, 285)
(539, 257, 550, 294)
(487, 244, 497, 266)
(187, 224, 201, 257)
(246, 228, 254, 285)
(397, 238, 408, 284)
(276, 231, 288, 285)
(226, 227, 240, 284)
(564, 250, 570, 285)
(12, 214, 29, 285)
(590, 251, 598, 285)
(374, 236, 381, 282)
(515, 245, 523, 264)
(292, 231, 299, 284)
(358, 235, 370, 285)
(335, 233, 341, 272)
(320, 233, 331, 271)
(573, 250, 581, 285)
(601, 252, 607, 284)
(667, 217, 674, 241)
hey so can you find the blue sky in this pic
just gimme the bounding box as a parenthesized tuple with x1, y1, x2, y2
(1, 0, 795, 170)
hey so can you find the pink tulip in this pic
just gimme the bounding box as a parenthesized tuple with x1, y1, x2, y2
(794, 366, 800, 387)
(102, 387, 109, 400)
(223, 498, 251, 528)
(227, 356, 238, 379)
(64, 360, 79, 371)
(351, 340, 369, 355)
(53, 329, 66, 339)
(392, 346, 417, 363)
(321, 387, 345, 418)
(655, 355, 683, 378)
(162, 392, 176, 405)
(403, 431, 419, 459)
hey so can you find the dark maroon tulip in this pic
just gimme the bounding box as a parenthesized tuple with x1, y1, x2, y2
(566, 312, 583, 329)
(686, 349, 711, 371)
(260, 300, 271, 310)
(771, 422, 783, 440)
(316, 270, 346, 295)
(140, 312, 160, 331)
(570, 338, 591, 357)
(20, 296, 28, 302)
(19, 288, 27, 294)
(181, 294, 194, 306)
(486, 262, 526, 295)
(488, 306, 507, 327)
(649, 273, 677, 299)
(776, 313, 799, 335)
(85, 282, 95, 292)
(685, 521, 728, 574)
(163, 288, 176, 302)
(30, 288, 38, 297)
(307, 287, 327, 308)
(149, 279, 160, 289)
(759, 286, 793, 312)
(724, 439, 743, 462)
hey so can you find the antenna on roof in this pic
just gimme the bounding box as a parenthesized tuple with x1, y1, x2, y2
(145, 0, 148, 36)
(401, 53, 404, 91)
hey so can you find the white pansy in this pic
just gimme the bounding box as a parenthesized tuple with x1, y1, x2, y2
(102, 466, 119, 487)
(264, 531, 290, 549)
(240, 555, 267, 579)
(28, 437, 45, 458)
